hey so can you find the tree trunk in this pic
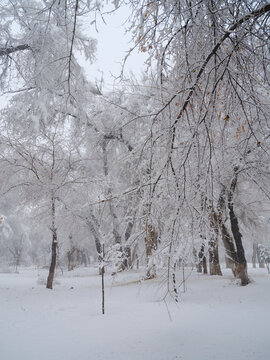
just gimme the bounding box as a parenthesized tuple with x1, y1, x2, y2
(225, 256, 231, 268)
(198, 242, 208, 274)
(257, 246, 266, 268)
(216, 188, 238, 277)
(46, 233, 57, 289)
(67, 244, 76, 271)
(86, 214, 102, 272)
(209, 236, 223, 276)
(67, 250, 73, 271)
(252, 243, 257, 268)
(123, 219, 134, 269)
(47, 195, 57, 289)
(130, 243, 139, 270)
(145, 224, 158, 279)
(15, 251, 21, 273)
(202, 254, 208, 274)
(193, 247, 201, 272)
(228, 168, 249, 286)
(101, 244, 105, 315)
(220, 222, 237, 276)
(208, 211, 222, 276)
(115, 219, 135, 272)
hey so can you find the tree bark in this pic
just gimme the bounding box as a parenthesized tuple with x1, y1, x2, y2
(216, 188, 238, 277)
(209, 237, 222, 276)
(228, 168, 249, 285)
(101, 244, 105, 315)
(220, 222, 237, 276)
(46, 195, 57, 289)
(114, 219, 135, 273)
(123, 220, 134, 268)
(197, 241, 208, 274)
(209, 211, 222, 276)
(202, 253, 208, 274)
(0, 44, 30, 57)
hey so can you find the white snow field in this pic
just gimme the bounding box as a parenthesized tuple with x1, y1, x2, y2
(0, 266, 269, 360)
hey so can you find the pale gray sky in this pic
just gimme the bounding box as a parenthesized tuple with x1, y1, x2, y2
(80, 4, 147, 90)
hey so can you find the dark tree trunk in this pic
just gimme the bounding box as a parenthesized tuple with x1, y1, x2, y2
(122, 220, 134, 269)
(101, 244, 105, 315)
(115, 219, 135, 273)
(47, 195, 58, 289)
(46, 232, 57, 289)
(228, 168, 249, 286)
(202, 254, 208, 274)
(209, 237, 223, 276)
(193, 247, 200, 272)
(198, 242, 208, 274)
(209, 211, 222, 276)
(0, 44, 31, 57)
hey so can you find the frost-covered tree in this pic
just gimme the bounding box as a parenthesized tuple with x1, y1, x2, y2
(123, 0, 270, 287)
(0, 0, 97, 98)
(0, 112, 89, 288)
(0, 0, 269, 298)
(0, 0, 103, 286)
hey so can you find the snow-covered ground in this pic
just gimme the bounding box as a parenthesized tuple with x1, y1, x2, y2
(0, 265, 269, 360)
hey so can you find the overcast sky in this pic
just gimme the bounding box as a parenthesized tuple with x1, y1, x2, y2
(80, 4, 147, 90)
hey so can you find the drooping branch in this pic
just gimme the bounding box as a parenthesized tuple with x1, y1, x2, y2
(67, 0, 79, 95)
(170, 3, 270, 149)
(103, 132, 133, 152)
(0, 44, 31, 57)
